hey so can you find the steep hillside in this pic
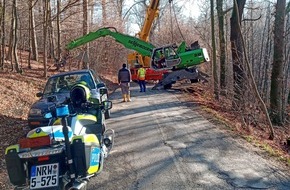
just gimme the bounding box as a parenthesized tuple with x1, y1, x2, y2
(0, 64, 45, 188)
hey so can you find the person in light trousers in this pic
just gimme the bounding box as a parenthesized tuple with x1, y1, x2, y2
(118, 63, 132, 102)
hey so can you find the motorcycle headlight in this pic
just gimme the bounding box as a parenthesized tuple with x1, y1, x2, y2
(29, 108, 42, 116)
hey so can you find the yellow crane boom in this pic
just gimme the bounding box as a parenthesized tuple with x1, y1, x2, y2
(127, 0, 163, 81)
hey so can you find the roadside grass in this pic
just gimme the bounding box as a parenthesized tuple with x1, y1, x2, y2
(201, 106, 290, 166)
(201, 106, 236, 131)
(244, 135, 290, 165)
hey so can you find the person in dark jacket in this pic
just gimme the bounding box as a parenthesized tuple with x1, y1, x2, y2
(118, 63, 132, 102)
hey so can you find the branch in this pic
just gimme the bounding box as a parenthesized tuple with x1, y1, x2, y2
(242, 14, 262, 22)
(122, 0, 144, 20)
(223, 7, 233, 15)
(285, 25, 290, 36)
(28, 0, 39, 11)
(286, 1, 290, 14)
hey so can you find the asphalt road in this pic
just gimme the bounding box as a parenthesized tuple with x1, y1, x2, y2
(88, 83, 290, 190)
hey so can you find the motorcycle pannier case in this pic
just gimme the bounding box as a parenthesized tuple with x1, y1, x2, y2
(5, 145, 26, 186)
(71, 134, 101, 177)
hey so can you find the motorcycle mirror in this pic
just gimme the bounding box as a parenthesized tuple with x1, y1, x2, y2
(103, 100, 112, 110)
(97, 83, 105, 88)
(99, 88, 108, 95)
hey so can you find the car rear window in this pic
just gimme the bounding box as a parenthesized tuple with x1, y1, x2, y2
(43, 73, 95, 94)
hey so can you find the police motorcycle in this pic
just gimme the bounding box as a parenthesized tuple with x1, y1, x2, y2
(5, 83, 114, 190)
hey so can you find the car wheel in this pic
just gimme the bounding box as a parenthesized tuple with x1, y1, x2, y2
(105, 109, 111, 119)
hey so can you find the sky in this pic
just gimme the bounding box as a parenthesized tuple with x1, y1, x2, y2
(175, 0, 201, 19)
(124, 0, 201, 34)
(124, 0, 201, 18)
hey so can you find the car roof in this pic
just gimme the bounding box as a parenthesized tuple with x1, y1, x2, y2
(48, 69, 92, 78)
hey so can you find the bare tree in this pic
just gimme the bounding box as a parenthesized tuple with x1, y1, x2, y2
(43, 0, 49, 77)
(0, 0, 6, 70)
(230, 0, 246, 109)
(29, 0, 38, 61)
(284, 2, 290, 108)
(56, 0, 61, 61)
(102, 0, 107, 25)
(115, 0, 125, 19)
(12, 0, 21, 73)
(6, 1, 14, 65)
(233, 0, 275, 139)
(5, 0, 20, 72)
(217, 0, 226, 91)
(270, 0, 287, 125)
(257, 2, 273, 101)
(28, 2, 32, 69)
(83, 0, 89, 69)
(47, 1, 55, 60)
(211, 0, 219, 100)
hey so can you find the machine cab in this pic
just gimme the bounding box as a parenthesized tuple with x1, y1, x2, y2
(151, 45, 181, 70)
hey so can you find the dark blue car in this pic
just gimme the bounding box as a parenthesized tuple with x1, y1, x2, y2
(28, 69, 110, 129)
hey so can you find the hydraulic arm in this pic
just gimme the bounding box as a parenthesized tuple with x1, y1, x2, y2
(66, 27, 154, 57)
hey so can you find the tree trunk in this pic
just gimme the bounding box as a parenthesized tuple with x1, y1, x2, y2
(249, 0, 255, 77)
(216, 0, 226, 91)
(27, 0, 32, 69)
(29, 0, 38, 61)
(83, 0, 89, 69)
(48, 1, 55, 60)
(230, 0, 246, 109)
(0, 1, 2, 69)
(7, 4, 14, 68)
(1, 0, 5, 69)
(57, 0, 61, 61)
(258, 2, 271, 99)
(262, 3, 273, 103)
(12, 0, 20, 73)
(116, 0, 124, 19)
(43, 0, 48, 77)
(211, 0, 219, 100)
(102, 0, 107, 25)
(270, 0, 286, 125)
(284, 62, 290, 105)
(0, 0, 5, 70)
(284, 13, 290, 105)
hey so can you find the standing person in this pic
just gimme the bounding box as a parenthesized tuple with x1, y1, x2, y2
(118, 63, 132, 102)
(137, 65, 146, 92)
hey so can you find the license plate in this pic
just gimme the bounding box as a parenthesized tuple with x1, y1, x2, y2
(30, 163, 59, 189)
